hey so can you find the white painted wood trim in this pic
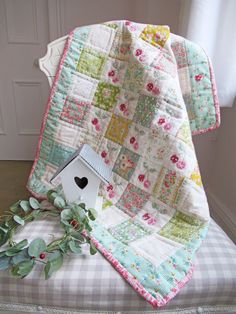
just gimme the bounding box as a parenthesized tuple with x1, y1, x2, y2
(207, 189, 236, 243)
(38, 35, 67, 87)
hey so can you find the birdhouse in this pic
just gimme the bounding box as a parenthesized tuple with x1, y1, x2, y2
(50, 144, 112, 209)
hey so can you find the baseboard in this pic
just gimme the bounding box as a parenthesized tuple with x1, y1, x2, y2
(206, 189, 236, 243)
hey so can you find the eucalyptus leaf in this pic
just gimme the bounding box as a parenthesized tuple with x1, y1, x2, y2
(29, 197, 40, 210)
(68, 240, 82, 254)
(44, 251, 63, 279)
(0, 230, 8, 247)
(13, 215, 25, 226)
(11, 265, 21, 277)
(10, 201, 21, 213)
(17, 259, 34, 277)
(88, 208, 97, 219)
(0, 256, 11, 270)
(0, 226, 8, 233)
(28, 238, 46, 258)
(71, 231, 85, 242)
(54, 196, 66, 209)
(12, 248, 30, 264)
(89, 241, 97, 255)
(78, 203, 86, 209)
(47, 190, 58, 203)
(5, 239, 28, 256)
(60, 209, 73, 226)
(0, 251, 6, 257)
(20, 200, 31, 213)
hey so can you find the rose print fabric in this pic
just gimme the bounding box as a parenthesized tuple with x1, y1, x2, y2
(27, 21, 220, 307)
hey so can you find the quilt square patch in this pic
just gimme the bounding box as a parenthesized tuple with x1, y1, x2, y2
(87, 24, 115, 52)
(102, 57, 128, 86)
(60, 96, 90, 126)
(122, 62, 144, 93)
(116, 183, 150, 217)
(146, 129, 173, 163)
(165, 140, 196, 176)
(55, 121, 80, 147)
(140, 25, 170, 48)
(47, 142, 76, 167)
(114, 89, 137, 119)
(105, 114, 131, 145)
(108, 219, 149, 244)
(99, 172, 128, 204)
(97, 137, 121, 168)
(171, 40, 188, 69)
(86, 106, 112, 137)
(77, 47, 106, 79)
(159, 210, 204, 244)
(69, 74, 98, 101)
(109, 29, 132, 61)
(130, 233, 183, 267)
(124, 123, 149, 155)
(130, 158, 160, 193)
(113, 147, 140, 181)
(93, 82, 120, 111)
(153, 167, 184, 207)
(133, 95, 157, 127)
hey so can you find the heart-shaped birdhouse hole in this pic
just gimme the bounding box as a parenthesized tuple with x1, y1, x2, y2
(74, 176, 88, 190)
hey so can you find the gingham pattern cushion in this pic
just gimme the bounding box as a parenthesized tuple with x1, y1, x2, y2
(0, 219, 235, 313)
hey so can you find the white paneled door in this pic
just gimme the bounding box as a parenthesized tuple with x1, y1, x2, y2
(0, 0, 50, 159)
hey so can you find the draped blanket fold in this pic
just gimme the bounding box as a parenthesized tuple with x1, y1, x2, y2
(27, 21, 220, 307)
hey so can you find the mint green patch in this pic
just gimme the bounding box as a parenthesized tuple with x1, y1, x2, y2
(77, 48, 106, 79)
(47, 142, 76, 167)
(108, 219, 149, 244)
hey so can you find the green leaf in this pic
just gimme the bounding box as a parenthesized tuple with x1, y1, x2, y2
(13, 215, 25, 226)
(78, 203, 86, 209)
(60, 209, 73, 227)
(17, 260, 34, 277)
(0, 230, 8, 247)
(88, 208, 97, 221)
(71, 231, 85, 242)
(0, 251, 6, 257)
(12, 248, 30, 264)
(11, 265, 21, 277)
(58, 242, 68, 253)
(10, 201, 21, 213)
(20, 200, 31, 213)
(44, 251, 63, 279)
(0, 256, 11, 270)
(54, 196, 66, 209)
(29, 197, 40, 210)
(5, 240, 28, 256)
(28, 238, 46, 258)
(47, 190, 58, 203)
(68, 240, 82, 254)
(89, 240, 97, 255)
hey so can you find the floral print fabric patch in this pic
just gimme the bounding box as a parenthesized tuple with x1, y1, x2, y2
(27, 20, 219, 307)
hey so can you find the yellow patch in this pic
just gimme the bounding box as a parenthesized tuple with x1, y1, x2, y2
(105, 114, 131, 145)
(140, 25, 170, 48)
(190, 172, 203, 187)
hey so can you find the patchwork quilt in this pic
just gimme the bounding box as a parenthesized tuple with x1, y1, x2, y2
(27, 21, 220, 307)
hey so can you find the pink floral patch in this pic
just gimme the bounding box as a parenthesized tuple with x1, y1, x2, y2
(195, 74, 203, 82)
(170, 154, 179, 163)
(176, 160, 186, 170)
(164, 123, 172, 131)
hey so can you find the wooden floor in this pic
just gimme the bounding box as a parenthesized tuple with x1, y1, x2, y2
(0, 161, 33, 214)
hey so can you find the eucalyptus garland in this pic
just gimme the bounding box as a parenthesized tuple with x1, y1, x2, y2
(0, 190, 97, 279)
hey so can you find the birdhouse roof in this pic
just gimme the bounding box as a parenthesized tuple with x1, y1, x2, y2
(50, 144, 112, 184)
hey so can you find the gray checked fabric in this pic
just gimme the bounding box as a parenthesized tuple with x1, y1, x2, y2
(0, 218, 235, 313)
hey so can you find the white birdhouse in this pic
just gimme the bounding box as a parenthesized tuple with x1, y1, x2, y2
(50, 144, 112, 209)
